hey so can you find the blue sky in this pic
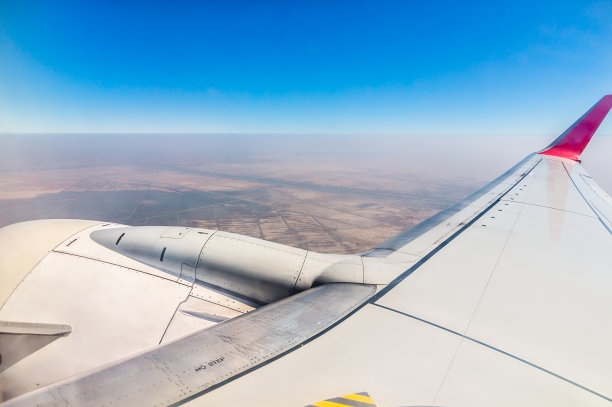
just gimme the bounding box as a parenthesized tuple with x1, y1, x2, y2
(0, 1, 611, 135)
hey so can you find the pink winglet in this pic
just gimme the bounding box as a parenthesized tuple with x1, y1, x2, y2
(539, 95, 612, 161)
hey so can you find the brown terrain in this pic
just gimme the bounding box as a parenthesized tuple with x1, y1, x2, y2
(0, 134, 540, 254)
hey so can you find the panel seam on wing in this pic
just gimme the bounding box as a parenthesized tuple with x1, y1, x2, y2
(562, 161, 612, 235)
(371, 303, 612, 403)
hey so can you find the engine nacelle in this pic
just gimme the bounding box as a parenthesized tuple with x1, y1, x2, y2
(90, 226, 364, 304)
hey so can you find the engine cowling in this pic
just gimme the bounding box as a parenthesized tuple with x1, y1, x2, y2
(90, 226, 364, 304)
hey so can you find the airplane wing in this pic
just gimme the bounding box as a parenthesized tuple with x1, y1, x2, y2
(1, 96, 612, 406)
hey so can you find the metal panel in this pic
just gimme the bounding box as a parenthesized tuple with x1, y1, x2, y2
(295, 252, 363, 290)
(435, 339, 610, 407)
(570, 163, 612, 232)
(90, 226, 216, 280)
(0, 219, 100, 308)
(196, 231, 307, 303)
(5, 283, 376, 407)
(362, 255, 418, 285)
(501, 157, 595, 215)
(182, 303, 610, 407)
(375, 198, 525, 333)
(189, 283, 255, 314)
(0, 321, 71, 373)
(0, 321, 71, 336)
(186, 304, 462, 407)
(160, 295, 242, 343)
(161, 227, 193, 239)
(465, 201, 612, 397)
(56, 223, 183, 283)
(0, 252, 190, 400)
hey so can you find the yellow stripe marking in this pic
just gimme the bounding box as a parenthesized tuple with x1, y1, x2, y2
(311, 401, 353, 407)
(341, 393, 375, 404)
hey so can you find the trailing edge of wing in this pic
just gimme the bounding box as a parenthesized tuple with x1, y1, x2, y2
(539, 95, 612, 161)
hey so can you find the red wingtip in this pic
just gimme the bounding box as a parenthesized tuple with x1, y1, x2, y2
(539, 95, 612, 161)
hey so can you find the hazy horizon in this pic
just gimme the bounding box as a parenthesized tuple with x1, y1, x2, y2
(2, 133, 612, 250)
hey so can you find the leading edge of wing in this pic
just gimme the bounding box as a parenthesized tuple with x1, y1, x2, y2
(366, 154, 539, 256)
